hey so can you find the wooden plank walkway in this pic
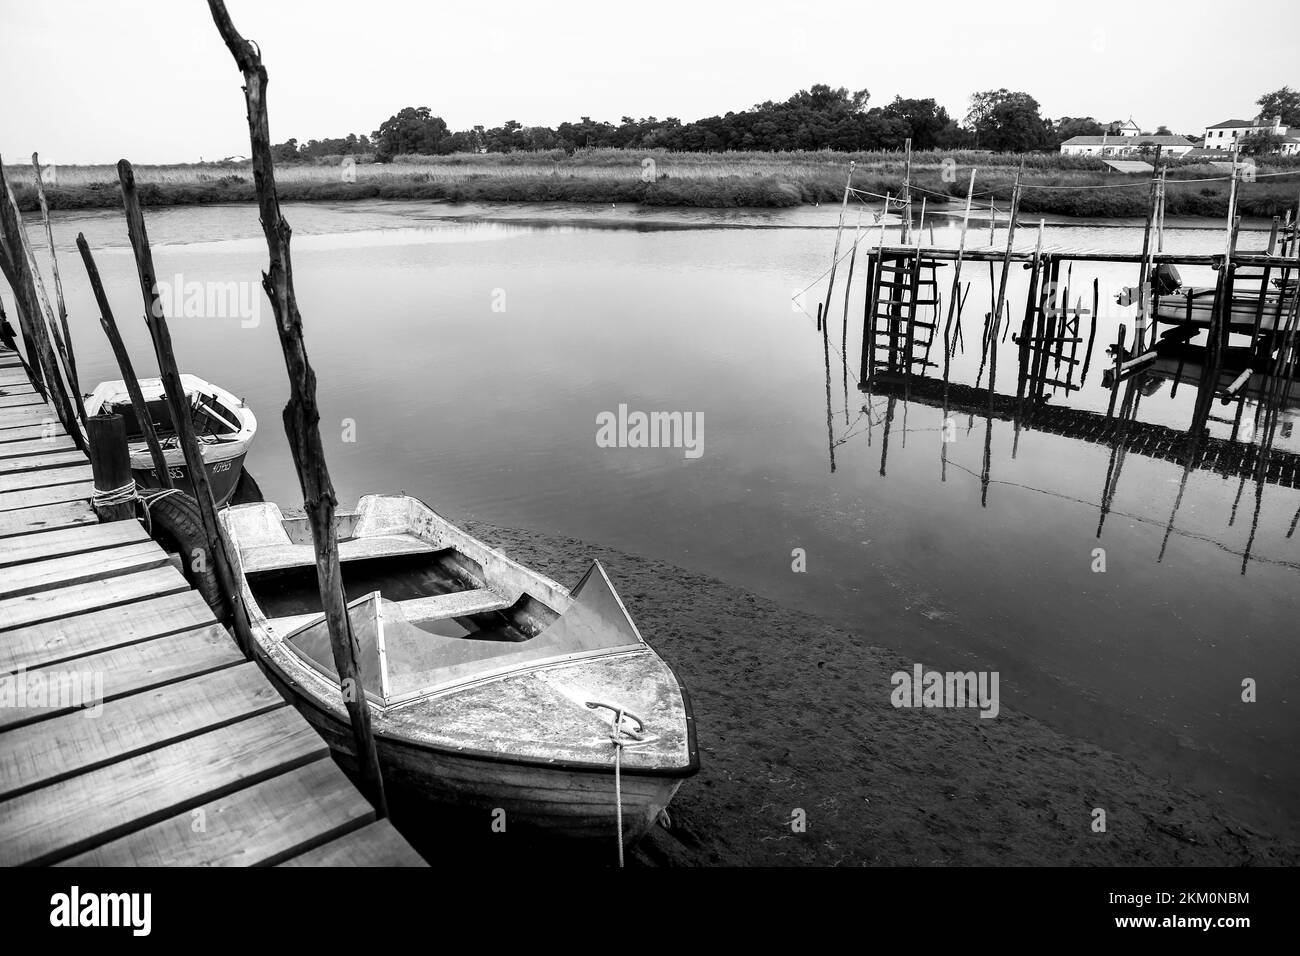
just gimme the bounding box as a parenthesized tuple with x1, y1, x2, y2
(0, 350, 424, 866)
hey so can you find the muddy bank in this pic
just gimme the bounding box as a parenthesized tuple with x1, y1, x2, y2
(464, 519, 1298, 866)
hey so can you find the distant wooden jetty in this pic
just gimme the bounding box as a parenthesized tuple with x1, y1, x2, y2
(0, 349, 424, 866)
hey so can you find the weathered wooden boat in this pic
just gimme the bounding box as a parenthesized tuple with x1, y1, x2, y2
(219, 494, 698, 843)
(84, 374, 257, 506)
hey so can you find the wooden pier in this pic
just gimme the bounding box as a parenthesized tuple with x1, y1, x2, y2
(0, 350, 424, 867)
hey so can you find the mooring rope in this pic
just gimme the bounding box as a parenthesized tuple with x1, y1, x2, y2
(90, 481, 137, 508)
(586, 701, 657, 868)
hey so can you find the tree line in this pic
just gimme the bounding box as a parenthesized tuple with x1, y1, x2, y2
(268, 85, 1300, 161)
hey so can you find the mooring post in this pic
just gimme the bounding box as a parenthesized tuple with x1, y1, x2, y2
(86, 413, 135, 522)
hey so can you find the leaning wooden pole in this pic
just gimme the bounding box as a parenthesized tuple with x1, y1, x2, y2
(76, 233, 174, 488)
(31, 152, 85, 425)
(0, 161, 81, 441)
(986, 167, 1023, 399)
(820, 160, 856, 330)
(208, 0, 387, 815)
(117, 160, 246, 643)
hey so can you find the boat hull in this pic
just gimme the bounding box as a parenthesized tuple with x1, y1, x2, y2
(274, 667, 681, 843)
(132, 449, 247, 506)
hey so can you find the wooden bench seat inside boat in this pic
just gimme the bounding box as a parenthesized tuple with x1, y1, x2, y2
(265, 587, 510, 639)
(397, 588, 509, 624)
(239, 534, 436, 574)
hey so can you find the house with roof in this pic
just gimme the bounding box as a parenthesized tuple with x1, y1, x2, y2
(1060, 132, 1194, 158)
(1202, 115, 1296, 152)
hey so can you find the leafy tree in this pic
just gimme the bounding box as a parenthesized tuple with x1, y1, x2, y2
(270, 138, 299, 162)
(1154, 125, 1171, 136)
(882, 97, 952, 150)
(372, 107, 451, 159)
(967, 90, 1051, 151)
(1240, 130, 1284, 156)
(1257, 86, 1300, 127)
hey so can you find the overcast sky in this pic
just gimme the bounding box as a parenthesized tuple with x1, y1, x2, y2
(2, 0, 1296, 164)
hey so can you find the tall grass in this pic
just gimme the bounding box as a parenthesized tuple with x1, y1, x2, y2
(6, 150, 1299, 217)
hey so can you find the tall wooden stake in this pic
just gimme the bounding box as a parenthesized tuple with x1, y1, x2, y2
(117, 160, 246, 651)
(76, 233, 173, 488)
(209, 0, 387, 815)
(31, 152, 84, 424)
(0, 159, 81, 442)
(820, 161, 857, 329)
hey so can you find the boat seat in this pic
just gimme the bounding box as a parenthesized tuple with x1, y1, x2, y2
(239, 534, 437, 574)
(264, 587, 509, 640)
(398, 588, 509, 624)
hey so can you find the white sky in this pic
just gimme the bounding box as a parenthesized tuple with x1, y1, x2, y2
(2, 0, 1297, 164)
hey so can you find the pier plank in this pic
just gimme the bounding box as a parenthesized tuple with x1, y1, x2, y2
(0, 590, 217, 672)
(0, 500, 96, 538)
(0, 565, 189, 630)
(0, 449, 86, 473)
(0, 406, 61, 429)
(0, 391, 44, 408)
(0, 625, 238, 732)
(0, 540, 169, 598)
(0, 423, 66, 443)
(0, 480, 96, 512)
(0, 662, 283, 799)
(0, 435, 77, 460)
(0, 463, 93, 493)
(281, 820, 427, 867)
(60, 756, 374, 867)
(0, 706, 327, 866)
(0, 519, 148, 567)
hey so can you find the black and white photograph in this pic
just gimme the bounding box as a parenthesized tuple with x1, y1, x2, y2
(0, 0, 1295, 932)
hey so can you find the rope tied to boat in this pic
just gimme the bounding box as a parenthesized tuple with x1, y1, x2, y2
(586, 701, 658, 868)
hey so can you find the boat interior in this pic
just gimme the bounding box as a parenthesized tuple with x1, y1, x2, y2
(226, 497, 648, 705)
(90, 382, 244, 446)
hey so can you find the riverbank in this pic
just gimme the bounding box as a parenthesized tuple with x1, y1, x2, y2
(10, 150, 1300, 218)
(460, 519, 1298, 866)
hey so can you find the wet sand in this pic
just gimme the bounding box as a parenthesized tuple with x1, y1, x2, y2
(465, 519, 1298, 866)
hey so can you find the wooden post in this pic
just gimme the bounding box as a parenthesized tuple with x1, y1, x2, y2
(987, 166, 1023, 398)
(820, 161, 857, 329)
(901, 138, 913, 245)
(117, 160, 246, 644)
(31, 153, 84, 424)
(943, 171, 977, 378)
(209, 0, 387, 816)
(0, 159, 82, 443)
(76, 233, 173, 488)
(86, 414, 135, 522)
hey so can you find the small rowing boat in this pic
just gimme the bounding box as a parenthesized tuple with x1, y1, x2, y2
(219, 494, 698, 843)
(84, 374, 257, 506)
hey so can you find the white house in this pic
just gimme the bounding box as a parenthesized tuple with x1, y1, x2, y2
(1060, 133, 1194, 157)
(1115, 118, 1142, 137)
(1202, 115, 1289, 148)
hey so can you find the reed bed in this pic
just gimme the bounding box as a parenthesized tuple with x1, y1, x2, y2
(7, 150, 1300, 216)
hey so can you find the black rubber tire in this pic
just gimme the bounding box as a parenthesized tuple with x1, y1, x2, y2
(145, 491, 227, 618)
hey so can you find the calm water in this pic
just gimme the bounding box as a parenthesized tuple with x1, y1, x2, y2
(22, 199, 1299, 837)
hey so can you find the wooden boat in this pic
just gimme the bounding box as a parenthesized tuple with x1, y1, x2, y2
(1154, 285, 1298, 334)
(84, 374, 256, 506)
(219, 494, 698, 843)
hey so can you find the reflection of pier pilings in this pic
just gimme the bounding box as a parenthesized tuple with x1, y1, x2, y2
(869, 373, 1300, 488)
